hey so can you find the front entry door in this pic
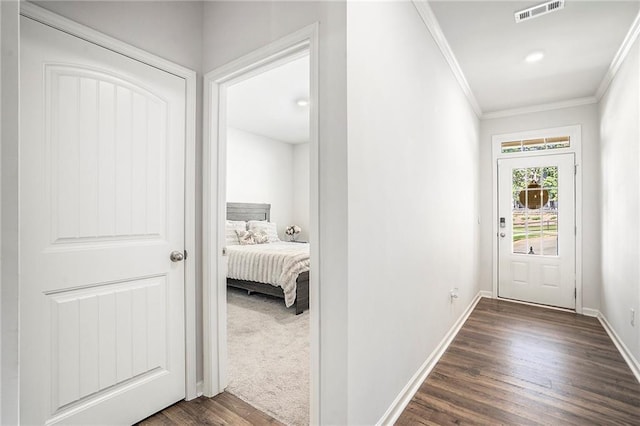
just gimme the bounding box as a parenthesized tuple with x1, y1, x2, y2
(20, 17, 186, 424)
(498, 154, 576, 309)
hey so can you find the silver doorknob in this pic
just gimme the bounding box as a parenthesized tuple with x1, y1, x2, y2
(170, 251, 185, 262)
(500, 232, 506, 238)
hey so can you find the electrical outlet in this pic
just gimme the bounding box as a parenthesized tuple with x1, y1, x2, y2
(631, 309, 635, 327)
(450, 288, 459, 303)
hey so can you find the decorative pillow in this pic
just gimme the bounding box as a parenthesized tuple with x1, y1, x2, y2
(225, 220, 246, 245)
(247, 220, 280, 242)
(235, 230, 256, 245)
(253, 229, 269, 244)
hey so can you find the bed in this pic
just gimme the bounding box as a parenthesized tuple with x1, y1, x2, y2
(226, 202, 310, 315)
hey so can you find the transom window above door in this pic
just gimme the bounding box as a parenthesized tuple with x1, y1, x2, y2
(501, 136, 570, 154)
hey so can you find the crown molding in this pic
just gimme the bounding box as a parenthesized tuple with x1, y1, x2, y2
(412, 0, 482, 117)
(595, 10, 640, 100)
(481, 96, 598, 120)
(412, 2, 639, 118)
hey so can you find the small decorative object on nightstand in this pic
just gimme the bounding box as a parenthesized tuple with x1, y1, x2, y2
(285, 224, 302, 242)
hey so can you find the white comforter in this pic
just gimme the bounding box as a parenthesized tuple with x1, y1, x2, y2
(226, 242, 310, 307)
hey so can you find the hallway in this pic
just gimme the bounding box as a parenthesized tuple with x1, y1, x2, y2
(397, 299, 640, 424)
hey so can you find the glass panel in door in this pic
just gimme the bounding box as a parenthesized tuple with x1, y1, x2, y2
(511, 166, 558, 256)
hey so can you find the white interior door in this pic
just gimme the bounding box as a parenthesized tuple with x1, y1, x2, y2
(498, 153, 576, 309)
(20, 16, 186, 425)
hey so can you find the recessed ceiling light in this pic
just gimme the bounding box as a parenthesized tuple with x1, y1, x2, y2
(296, 99, 309, 107)
(525, 51, 544, 63)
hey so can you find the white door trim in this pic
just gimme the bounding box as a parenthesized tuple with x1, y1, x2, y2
(491, 125, 583, 313)
(17, 2, 199, 401)
(202, 24, 320, 424)
(1, 2, 21, 424)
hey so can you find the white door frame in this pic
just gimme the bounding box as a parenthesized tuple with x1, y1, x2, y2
(1, 2, 21, 424)
(491, 125, 583, 313)
(17, 2, 199, 401)
(202, 24, 320, 424)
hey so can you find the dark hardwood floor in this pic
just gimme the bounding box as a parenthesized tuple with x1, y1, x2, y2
(138, 298, 639, 425)
(397, 298, 640, 425)
(137, 392, 283, 425)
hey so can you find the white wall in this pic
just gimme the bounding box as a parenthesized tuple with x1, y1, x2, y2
(479, 104, 601, 311)
(346, 2, 480, 424)
(32, 1, 203, 72)
(1, 2, 3, 418)
(293, 143, 310, 242)
(599, 38, 640, 361)
(227, 127, 294, 239)
(203, 2, 348, 423)
(1, 2, 21, 424)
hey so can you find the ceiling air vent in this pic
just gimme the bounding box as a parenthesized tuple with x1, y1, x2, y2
(515, 0, 565, 23)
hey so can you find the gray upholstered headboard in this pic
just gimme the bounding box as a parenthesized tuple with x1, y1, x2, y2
(227, 202, 271, 222)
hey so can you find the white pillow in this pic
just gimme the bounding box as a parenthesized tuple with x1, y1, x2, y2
(226, 220, 246, 245)
(247, 220, 280, 242)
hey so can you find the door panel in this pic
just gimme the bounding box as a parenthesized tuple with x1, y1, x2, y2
(498, 154, 575, 309)
(49, 66, 168, 244)
(20, 16, 185, 425)
(50, 277, 167, 410)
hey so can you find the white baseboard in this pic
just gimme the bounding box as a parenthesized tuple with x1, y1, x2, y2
(580, 308, 640, 383)
(376, 296, 640, 425)
(581, 307, 599, 318)
(479, 290, 492, 298)
(196, 380, 204, 397)
(376, 291, 487, 426)
(596, 312, 640, 383)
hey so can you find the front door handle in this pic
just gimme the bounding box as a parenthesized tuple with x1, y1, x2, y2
(500, 232, 506, 238)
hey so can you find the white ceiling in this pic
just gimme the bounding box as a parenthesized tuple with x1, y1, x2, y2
(429, 1, 640, 114)
(227, 55, 310, 144)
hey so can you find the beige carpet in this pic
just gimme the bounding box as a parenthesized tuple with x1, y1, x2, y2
(226, 287, 309, 426)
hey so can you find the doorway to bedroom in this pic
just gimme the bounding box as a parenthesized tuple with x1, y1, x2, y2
(220, 51, 311, 425)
